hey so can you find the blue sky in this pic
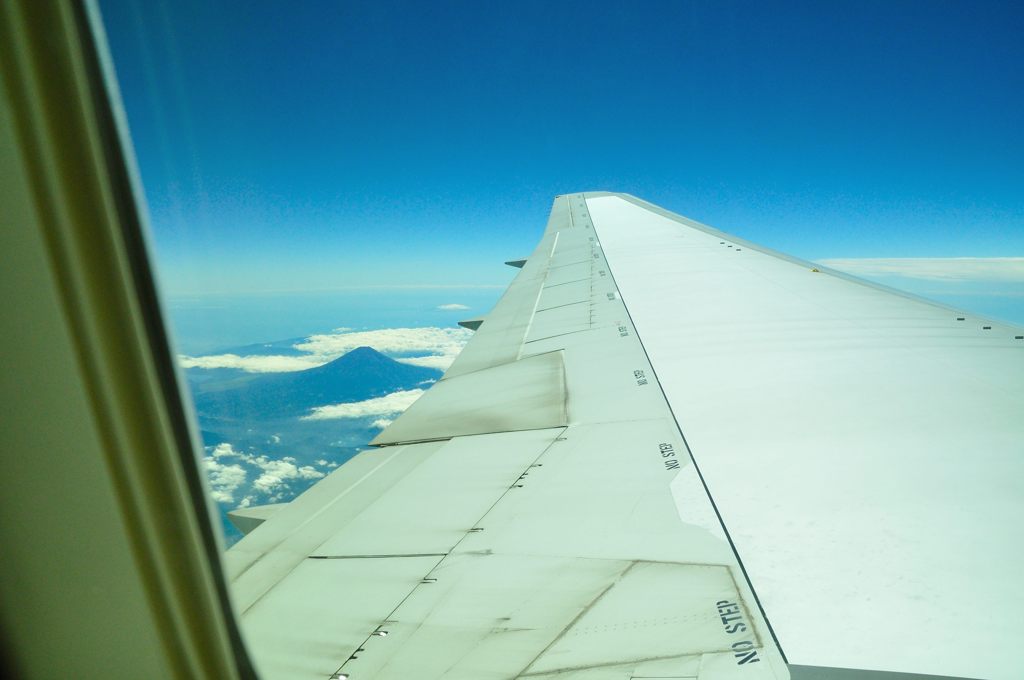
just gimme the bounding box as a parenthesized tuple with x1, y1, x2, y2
(98, 0, 1023, 327)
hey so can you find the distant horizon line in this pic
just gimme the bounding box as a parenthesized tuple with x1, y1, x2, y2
(164, 283, 509, 298)
(162, 256, 1024, 297)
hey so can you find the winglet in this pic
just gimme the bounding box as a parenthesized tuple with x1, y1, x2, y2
(504, 259, 527, 268)
(458, 318, 484, 331)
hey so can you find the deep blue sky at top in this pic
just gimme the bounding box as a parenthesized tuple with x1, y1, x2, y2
(98, 0, 1024, 296)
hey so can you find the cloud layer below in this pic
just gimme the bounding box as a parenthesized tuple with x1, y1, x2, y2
(180, 353, 323, 372)
(302, 388, 424, 421)
(204, 442, 327, 506)
(180, 326, 472, 373)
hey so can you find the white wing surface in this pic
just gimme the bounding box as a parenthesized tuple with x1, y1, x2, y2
(227, 193, 1023, 680)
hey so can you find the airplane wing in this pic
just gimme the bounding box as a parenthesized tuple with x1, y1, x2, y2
(226, 193, 1024, 680)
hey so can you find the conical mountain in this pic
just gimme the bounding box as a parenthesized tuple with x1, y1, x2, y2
(193, 347, 440, 420)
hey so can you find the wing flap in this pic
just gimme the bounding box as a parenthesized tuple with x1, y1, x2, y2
(370, 350, 567, 446)
(321, 418, 779, 679)
(315, 429, 563, 556)
(243, 555, 441, 679)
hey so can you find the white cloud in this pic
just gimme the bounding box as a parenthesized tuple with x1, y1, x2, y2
(302, 388, 424, 421)
(294, 326, 471, 360)
(251, 459, 324, 494)
(179, 353, 323, 373)
(204, 442, 325, 501)
(818, 257, 1024, 282)
(179, 326, 472, 373)
(437, 303, 470, 311)
(211, 442, 244, 458)
(371, 418, 394, 429)
(202, 456, 247, 503)
(397, 355, 457, 370)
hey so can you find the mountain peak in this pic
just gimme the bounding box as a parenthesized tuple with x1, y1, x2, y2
(193, 344, 442, 420)
(316, 346, 392, 372)
(341, 346, 385, 360)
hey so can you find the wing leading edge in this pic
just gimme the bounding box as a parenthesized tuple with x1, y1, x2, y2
(588, 193, 1024, 679)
